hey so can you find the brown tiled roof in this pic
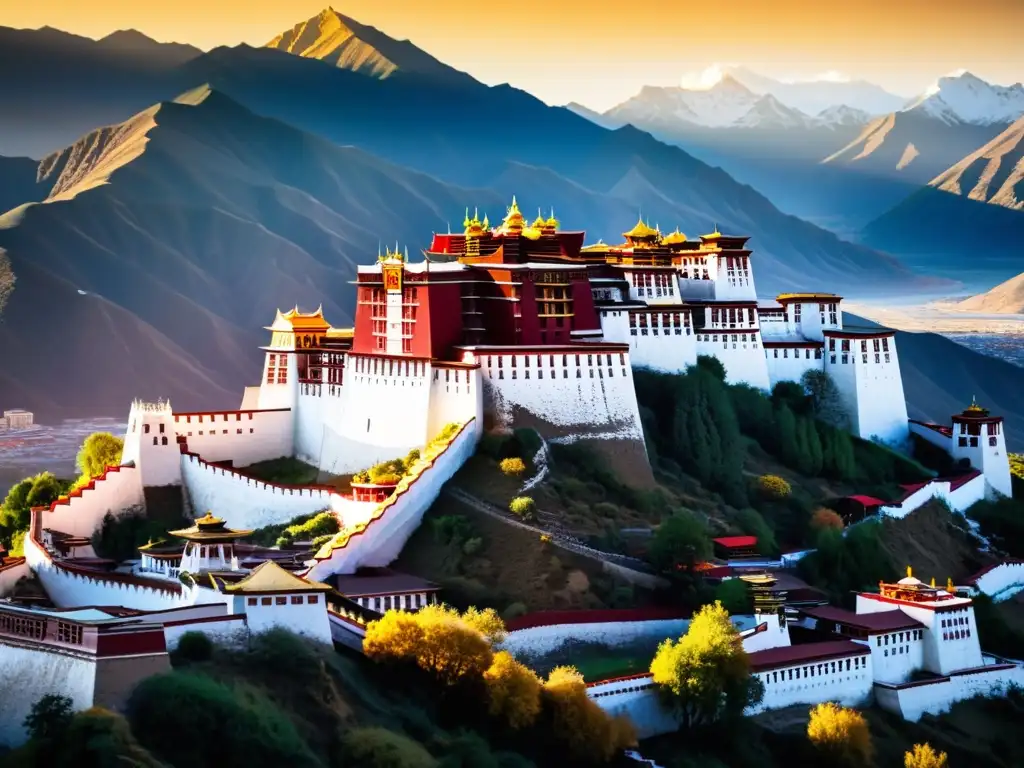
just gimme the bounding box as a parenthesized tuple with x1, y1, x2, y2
(748, 640, 869, 672)
(331, 569, 439, 598)
(800, 605, 923, 632)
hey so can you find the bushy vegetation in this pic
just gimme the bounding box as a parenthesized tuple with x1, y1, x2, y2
(648, 510, 712, 572)
(241, 456, 321, 486)
(353, 448, 423, 484)
(797, 521, 896, 606)
(806, 702, 873, 767)
(756, 474, 791, 500)
(249, 510, 340, 548)
(905, 743, 948, 768)
(91, 508, 191, 562)
(650, 601, 762, 729)
(967, 495, 1024, 558)
(73, 432, 124, 489)
(0, 471, 70, 553)
(499, 457, 527, 478)
(508, 497, 536, 521)
(363, 605, 635, 764)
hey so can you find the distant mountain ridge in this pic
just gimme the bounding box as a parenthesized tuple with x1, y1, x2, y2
(906, 72, 1024, 126)
(722, 65, 907, 116)
(956, 273, 1024, 314)
(930, 116, 1024, 210)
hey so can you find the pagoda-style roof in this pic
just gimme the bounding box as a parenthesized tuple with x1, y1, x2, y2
(325, 327, 354, 339)
(223, 561, 332, 595)
(265, 306, 331, 333)
(623, 217, 660, 240)
(661, 228, 688, 245)
(169, 513, 253, 542)
(955, 397, 994, 420)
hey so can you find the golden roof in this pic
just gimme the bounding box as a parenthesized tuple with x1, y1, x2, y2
(168, 512, 253, 542)
(521, 227, 542, 240)
(532, 209, 547, 229)
(623, 217, 660, 239)
(661, 227, 688, 245)
(965, 396, 985, 414)
(501, 195, 524, 230)
(325, 327, 354, 339)
(464, 207, 485, 236)
(775, 293, 841, 302)
(580, 240, 610, 252)
(223, 561, 332, 594)
(545, 207, 559, 229)
(274, 305, 330, 331)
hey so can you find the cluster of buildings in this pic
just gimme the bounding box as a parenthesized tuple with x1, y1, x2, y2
(0, 199, 1017, 747)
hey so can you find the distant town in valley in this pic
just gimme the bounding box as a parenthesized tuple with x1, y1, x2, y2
(0, 3, 1022, 766)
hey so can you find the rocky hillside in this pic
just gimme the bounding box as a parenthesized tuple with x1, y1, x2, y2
(957, 273, 1024, 314)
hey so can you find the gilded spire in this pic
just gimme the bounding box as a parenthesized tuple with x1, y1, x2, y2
(906, 565, 912, 578)
(532, 207, 546, 229)
(482, 213, 490, 229)
(947, 576, 955, 592)
(463, 208, 471, 228)
(930, 576, 936, 588)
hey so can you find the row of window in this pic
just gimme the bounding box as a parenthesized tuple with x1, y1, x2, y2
(266, 353, 288, 385)
(631, 327, 690, 337)
(488, 367, 628, 381)
(589, 681, 654, 699)
(772, 348, 823, 360)
(959, 421, 1001, 436)
(629, 313, 691, 329)
(486, 353, 626, 369)
(883, 645, 912, 657)
(759, 655, 867, 685)
(711, 307, 755, 326)
(828, 338, 890, 353)
(173, 412, 256, 424)
(246, 595, 320, 606)
(697, 333, 758, 344)
(829, 353, 891, 365)
(354, 593, 433, 612)
(876, 629, 923, 646)
(181, 429, 254, 438)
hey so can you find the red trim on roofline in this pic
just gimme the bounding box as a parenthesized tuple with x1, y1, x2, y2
(586, 672, 653, 688)
(966, 560, 1024, 585)
(506, 607, 690, 632)
(713, 536, 757, 548)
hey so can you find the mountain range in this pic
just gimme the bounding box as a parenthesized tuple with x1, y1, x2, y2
(0, 8, 1018, 431)
(956, 272, 1024, 314)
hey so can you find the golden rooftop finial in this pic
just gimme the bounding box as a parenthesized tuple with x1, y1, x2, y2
(482, 213, 489, 229)
(931, 576, 936, 588)
(907, 565, 912, 578)
(947, 576, 955, 592)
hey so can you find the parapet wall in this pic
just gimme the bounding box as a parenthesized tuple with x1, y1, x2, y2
(305, 419, 477, 579)
(0, 558, 28, 597)
(876, 472, 985, 519)
(179, 449, 336, 530)
(502, 609, 690, 658)
(172, 408, 293, 466)
(968, 561, 1024, 602)
(875, 663, 1024, 722)
(36, 464, 144, 540)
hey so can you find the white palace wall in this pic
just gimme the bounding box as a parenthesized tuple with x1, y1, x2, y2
(875, 663, 1024, 722)
(294, 389, 346, 470)
(695, 332, 771, 390)
(180, 453, 334, 530)
(305, 419, 478, 579)
(0, 642, 95, 748)
(35, 465, 144, 539)
(614, 309, 698, 374)
(825, 336, 909, 445)
(226, 594, 333, 646)
(319, 355, 433, 475)
(164, 614, 248, 650)
(0, 560, 29, 597)
(478, 351, 644, 440)
(428, 366, 483, 444)
(749, 654, 874, 715)
(765, 347, 822, 388)
(173, 409, 293, 468)
(874, 473, 986, 520)
(501, 617, 691, 658)
(971, 562, 1024, 602)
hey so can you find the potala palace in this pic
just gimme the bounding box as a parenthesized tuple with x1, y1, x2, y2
(0, 198, 1020, 746)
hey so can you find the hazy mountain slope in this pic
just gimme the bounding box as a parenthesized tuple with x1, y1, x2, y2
(930, 116, 1024, 210)
(0, 26, 193, 158)
(0, 156, 43, 214)
(169, 43, 936, 296)
(956, 273, 1024, 313)
(822, 109, 1004, 183)
(0, 87, 513, 417)
(266, 7, 472, 84)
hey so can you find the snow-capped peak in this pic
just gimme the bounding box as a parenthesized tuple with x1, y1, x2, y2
(735, 94, 812, 128)
(906, 71, 1024, 126)
(815, 104, 872, 127)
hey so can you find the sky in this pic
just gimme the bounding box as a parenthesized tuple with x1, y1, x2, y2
(4, 0, 1023, 112)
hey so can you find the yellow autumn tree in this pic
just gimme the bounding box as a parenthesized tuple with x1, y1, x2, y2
(807, 702, 873, 767)
(649, 601, 762, 728)
(462, 606, 506, 645)
(363, 604, 495, 687)
(905, 743, 948, 768)
(483, 650, 542, 729)
(542, 666, 636, 764)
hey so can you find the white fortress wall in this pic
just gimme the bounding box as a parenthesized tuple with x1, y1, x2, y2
(588, 677, 679, 740)
(620, 309, 697, 374)
(318, 354, 433, 476)
(765, 345, 822, 389)
(305, 419, 477, 579)
(909, 422, 953, 452)
(875, 473, 986, 519)
(478, 350, 645, 439)
(825, 333, 909, 445)
(428, 365, 483, 443)
(179, 452, 334, 529)
(36, 465, 144, 539)
(501, 618, 691, 658)
(164, 614, 249, 650)
(695, 332, 771, 390)
(229, 595, 333, 646)
(875, 663, 1024, 722)
(970, 562, 1024, 602)
(748, 654, 874, 715)
(0, 643, 96, 748)
(173, 409, 293, 467)
(294, 388, 345, 470)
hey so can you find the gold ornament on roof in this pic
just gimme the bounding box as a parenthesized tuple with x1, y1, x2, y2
(623, 216, 660, 239)
(545, 206, 559, 229)
(532, 209, 547, 229)
(501, 195, 524, 231)
(662, 227, 688, 245)
(966, 396, 984, 413)
(947, 577, 955, 592)
(906, 565, 913, 578)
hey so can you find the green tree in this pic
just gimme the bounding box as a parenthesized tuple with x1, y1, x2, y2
(24, 694, 74, 742)
(802, 369, 849, 430)
(797, 416, 824, 476)
(714, 578, 751, 615)
(648, 510, 712, 572)
(76, 432, 124, 482)
(775, 404, 800, 470)
(342, 727, 437, 768)
(51, 708, 167, 768)
(650, 601, 762, 728)
(696, 355, 726, 382)
(1, 472, 67, 548)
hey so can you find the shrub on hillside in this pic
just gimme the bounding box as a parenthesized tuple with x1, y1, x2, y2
(484, 651, 543, 730)
(175, 631, 214, 663)
(342, 727, 436, 768)
(696, 354, 726, 382)
(275, 511, 340, 548)
(735, 507, 778, 557)
(905, 743, 948, 768)
(75, 432, 124, 487)
(648, 510, 712, 572)
(39, 707, 164, 767)
(23, 694, 73, 743)
(714, 578, 751, 615)
(502, 602, 527, 621)
(0, 472, 70, 548)
(126, 671, 321, 768)
(92, 509, 190, 562)
(806, 702, 873, 767)
(499, 458, 527, 478)
(540, 666, 636, 763)
(508, 497, 537, 521)
(757, 474, 791, 500)
(810, 507, 844, 532)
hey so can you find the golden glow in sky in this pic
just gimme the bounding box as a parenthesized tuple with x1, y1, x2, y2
(4, 0, 1023, 111)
